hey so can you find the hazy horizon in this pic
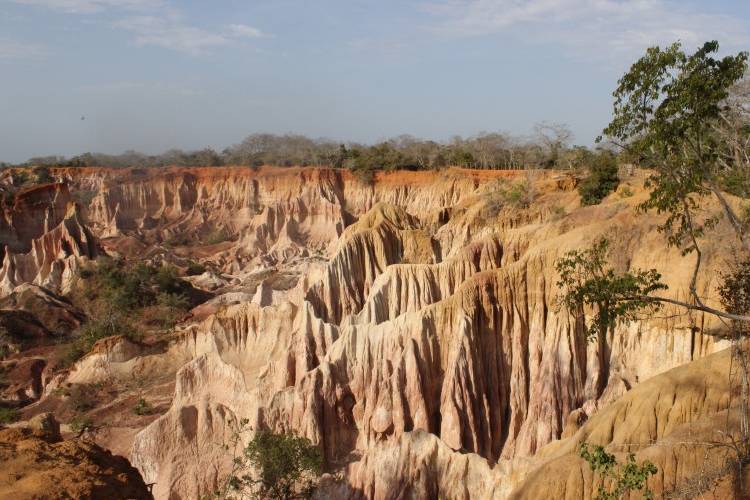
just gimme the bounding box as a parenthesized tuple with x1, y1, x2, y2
(2, 0, 749, 163)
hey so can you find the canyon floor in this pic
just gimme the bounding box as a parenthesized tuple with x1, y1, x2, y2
(0, 165, 745, 499)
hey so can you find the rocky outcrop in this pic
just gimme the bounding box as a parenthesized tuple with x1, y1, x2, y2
(0, 420, 152, 499)
(0, 204, 100, 296)
(2, 183, 73, 252)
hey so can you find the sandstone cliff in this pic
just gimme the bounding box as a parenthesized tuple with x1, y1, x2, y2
(3, 166, 738, 499)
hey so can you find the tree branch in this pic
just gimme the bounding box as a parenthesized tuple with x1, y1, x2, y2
(634, 295, 750, 322)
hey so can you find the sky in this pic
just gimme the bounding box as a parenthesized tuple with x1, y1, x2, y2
(1, 0, 749, 163)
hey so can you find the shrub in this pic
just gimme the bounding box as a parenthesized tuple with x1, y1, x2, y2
(578, 150, 620, 205)
(62, 259, 194, 366)
(186, 261, 206, 276)
(133, 398, 155, 416)
(0, 407, 18, 424)
(484, 178, 535, 216)
(205, 228, 231, 245)
(32, 166, 52, 184)
(69, 415, 94, 433)
(618, 186, 634, 198)
(61, 310, 140, 367)
(550, 204, 567, 220)
(579, 442, 657, 500)
(215, 424, 323, 500)
(151, 292, 190, 328)
(68, 384, 97, 413)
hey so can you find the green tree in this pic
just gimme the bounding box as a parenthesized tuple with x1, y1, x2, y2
(601, 41, 749, 267)
(556, 238, 667, 342)
(569, 40, 750, 324)
(215, 422, 323, 500)
(558, 39, 750, 498)
(578, 150, 620, 205)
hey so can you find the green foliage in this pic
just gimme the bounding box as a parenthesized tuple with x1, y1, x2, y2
(578, 150, 620, 205)
(215, 421, 323, 500)
(205, 228, 231, 245)
(62, 258, 192, 365)
(133, 398, 155, 416)
(32, 166, 52, 184)
(579, 442, 658, 500)
(68, 384, 98, 412)
(153, 292, 190, 328)
(484, 179, 535, 215)
(61, 311, 138, 367)
(0, 325, 13, 359)
(78, 258, 189, 311)
(244, 431, 323, 499)
(69, 415, 94, 433)
(601, 40, 749, 252)
(550, 204, 567, 220)
(186, 261, 207, 276)
(618, 186, 634, 198)
(556, 238, 668, 340)
(0, 407, 18, 424)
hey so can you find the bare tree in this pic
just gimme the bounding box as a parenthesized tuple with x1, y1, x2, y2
(533, 122, 573, 168)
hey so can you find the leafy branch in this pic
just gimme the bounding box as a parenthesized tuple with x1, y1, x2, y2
(579, 442, 658, 500)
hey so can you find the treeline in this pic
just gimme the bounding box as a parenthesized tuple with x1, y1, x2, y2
(7, 124, 599, 174)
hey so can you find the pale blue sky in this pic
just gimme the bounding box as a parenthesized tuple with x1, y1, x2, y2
(1, 0, 749, 162)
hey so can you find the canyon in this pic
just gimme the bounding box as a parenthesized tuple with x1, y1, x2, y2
(0, 165, 742, 499)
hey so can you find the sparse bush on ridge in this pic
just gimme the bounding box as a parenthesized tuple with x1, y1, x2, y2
(186, 261, 207, 276)
(578, 150, 620, 205)
(205, 228, 231, 245)
(133, 398, 155, 416)
(0, 407, 18, 424)
(483, 178, 536, 216)
(8, 126, 602, 173)
(59, 258, 193, 366)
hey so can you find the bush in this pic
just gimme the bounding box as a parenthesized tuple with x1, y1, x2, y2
(186, 261, 206, 276)
(68, 384, 97, 413)
(32, 166, 52, 184)
(0, 407, 18, 424)
(69, 415, 94, 433)
(76, 259, 190, 312)
(215, 425, 323, 499)
(165, 234, 191, 247)
(62, 258, 193, 365)
(618, 186, 634, 198)
(205, 228, 230, 245)
(60, 310, 140, 367)
(151, 292, 190, 328)
(133, 398, 155, 416)
(484, 178, 535, 216)
(579, 442, 657, 500)
(578, 150, 620, 205)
